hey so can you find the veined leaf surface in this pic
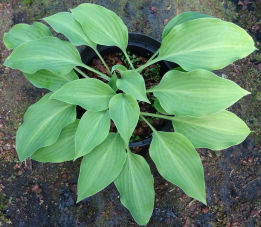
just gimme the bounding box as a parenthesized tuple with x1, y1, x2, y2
(148, 70, 250, 117)
(75, 110, 110, 159)
(159, 18, 256, 71)
(3, 22, 52, 50)
(43, 12, 96, 48)
(116, 70, 150, 103)
(172, 110, 251, 150)
(150, 131, 206, 203)
(51, 78, 116, 112)
(77, 133, 126, 201)
(23, 69, 78, 92)
(114, 150, 154, 226)
(109, 94, 139, 144)
(4, 36, 84, 75)
(16, 93, 76, 161)
(162, 11, 214, 39)
(31, 120, 79, 162)
(71, 3, 128, 51)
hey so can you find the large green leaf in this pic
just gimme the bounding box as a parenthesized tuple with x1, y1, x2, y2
(3, 36, 84, 75)
(51, 78, 116, 111)
(16, 93, 76, 161)
(31, 120, 79, 162)
(162, 11, 214, 39)
(148, 70, 250, 117)
(75, 110, 110, 159)
(114, 149, 154, 226)
(109, 94, 139, 144)
(116, 70, 150, 103)
(71, 3, 128, 51)
(77, 133, 126, 202)
(172, 110, 251, 150)
(43, 12, 96, 48)
(3, 22, 52, 50)
(158, 18, 256, 71)
(23, 69, 78, 92)
(150, 131, 206, 203)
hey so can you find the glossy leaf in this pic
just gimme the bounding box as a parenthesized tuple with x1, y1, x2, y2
(150, 131, 206, 203)
(116, 70, 150, 103)
(77, 133, 127, 201)
(31, 120, 79, 162)
(4, 36, 84, 75)
(172, 110, 251, 150)
(23, 69, 78, 92)
(159, 18, 256, 71)
(43, 12, 96, 48)
(148, 70, 250, 117)
(71, 3, 128, 50)
(75, 110, 110, 159)
(3, 22, 52, 50)
(16, 93, 76, 161)
(108, 73, 118, 91)
(114, 149, 154, 226)
(109, 94, 139, 144)
(51, 78, 116, 112)
(162, 11, 214, 39)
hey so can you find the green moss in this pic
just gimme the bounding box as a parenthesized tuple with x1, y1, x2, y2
(0, 194, 11, 224)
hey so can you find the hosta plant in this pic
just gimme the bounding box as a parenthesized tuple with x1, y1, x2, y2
(3, 3, 256, 225)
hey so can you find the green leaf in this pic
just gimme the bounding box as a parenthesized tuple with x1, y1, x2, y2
(71, 3, 128, 51)
(23, 69, 78, 92)
(159, 18, 256, 71)
(3, 22, 52, 50)
(111, 64, 127, 73)
(150, 131, 206, 203)
(31, 120, 79, 162)
(148, 70, 250, 117)
(108, 72, 118, 91)
(116, 70, 150, 103)
(77, 133, 126, 202)
(114, 149, 154, 226)
(162, 11, 214, 39)
(172, 66, 187, 72)
(43, 12, 96, 48)
(51, 78, 116, 112)
(3, 36, 84, 75)
(16, 93, 76, 161)
(172, 110, 251, 150)
(75, 110, 110, 159)
(154, 98, 169, 115)
(109, 94, 139, 144)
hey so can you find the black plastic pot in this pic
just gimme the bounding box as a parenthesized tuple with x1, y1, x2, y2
(80, 32, 174, 147)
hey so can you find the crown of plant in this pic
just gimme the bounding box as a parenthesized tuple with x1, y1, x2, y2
(3, 3, 256, 225)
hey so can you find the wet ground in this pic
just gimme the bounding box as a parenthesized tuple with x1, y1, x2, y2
(0, 0, 261, 226)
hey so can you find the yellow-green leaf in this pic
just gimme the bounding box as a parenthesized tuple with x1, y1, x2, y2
(172, 110, 251, 150)
(150, 131, 206, 204)
(148, 70, 250, 117)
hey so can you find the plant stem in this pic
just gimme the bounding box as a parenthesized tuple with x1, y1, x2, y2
(140, 112, 174, 121)
(81, 63, 110, 81)
(147, 49, 159, 62)
(136, 57, 160, 73)
(94, 49, 112, 76)
(123, 50, 135, 70)
(139, 115, 157, 133)
(74, 67, 89, 78)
